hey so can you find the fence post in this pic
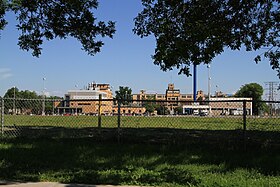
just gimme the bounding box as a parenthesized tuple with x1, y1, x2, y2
(117, 99, 121, 143)
(242, 100, 247, 150)
(98, 94, 102, 134)
(1, 97, 4, 138)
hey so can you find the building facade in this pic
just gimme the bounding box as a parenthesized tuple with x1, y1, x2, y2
(132, 83, 205, 113)
(55, 82, 145, 115)
(55, 83, 113, 115)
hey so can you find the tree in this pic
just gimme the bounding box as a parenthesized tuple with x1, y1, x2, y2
(3, 87, 62, 114)
(4, 87, 19, 98)
(156, 104, 169, 115)
(134, 0, 280, 76)
(235, 83, 264, 115)
(174, 106, 183, 115)
(4, 87, 40, 114)
(0, 0, 7, 33)
(0, 0, 115, 57)
(45, 96, 63, 114)
(142, 95, 157, 114)
(115, 86, 132, 105)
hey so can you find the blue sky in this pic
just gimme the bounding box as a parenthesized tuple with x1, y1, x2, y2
(0, 0, 279, 98)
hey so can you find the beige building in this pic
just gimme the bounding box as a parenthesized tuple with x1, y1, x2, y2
(132, 83, 205, 113)
(182, 97, 252, 116)
(55, 82, 145, 115)
(209, 97, 252, 116)
(55, 82, 113, 115)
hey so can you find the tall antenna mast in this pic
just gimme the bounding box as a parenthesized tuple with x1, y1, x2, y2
(265, 81, 278, 101)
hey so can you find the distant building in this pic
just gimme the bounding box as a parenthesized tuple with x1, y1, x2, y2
(209, 97, 252, 116)
(55, 82, 113, 115)
(54, 82, 145, 115)
(132, 83, 205, 114)
(182, 97, 253, 116)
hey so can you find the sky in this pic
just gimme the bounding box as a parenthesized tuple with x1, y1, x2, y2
(0, 0, 279, 99)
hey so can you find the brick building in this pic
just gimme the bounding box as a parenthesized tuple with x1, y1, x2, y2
(132, 83, 205, 114)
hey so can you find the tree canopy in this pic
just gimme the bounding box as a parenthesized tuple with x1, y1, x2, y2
(115, 86, 132, 105)
(134, 0, 280, 76)
(0, 0, 115, 57)
(235, 83, 264, 114)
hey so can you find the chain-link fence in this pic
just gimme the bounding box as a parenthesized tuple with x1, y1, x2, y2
(0, 97, 279, 147)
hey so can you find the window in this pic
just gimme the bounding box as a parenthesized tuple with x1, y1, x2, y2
(78, 103, 91, 106)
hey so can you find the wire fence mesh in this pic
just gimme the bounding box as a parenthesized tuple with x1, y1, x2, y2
(0, 97, 279, 147)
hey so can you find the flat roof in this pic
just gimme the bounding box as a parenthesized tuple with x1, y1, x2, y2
(210, 97, 252, 101)
(183, 105, 210, 109)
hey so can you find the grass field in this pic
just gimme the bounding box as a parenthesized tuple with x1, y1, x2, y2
(0, 138, 279, 187)
(3, 114, 280, 131)
(1, 115, 280, 186)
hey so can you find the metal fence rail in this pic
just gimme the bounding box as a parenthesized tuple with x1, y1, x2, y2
(0, 97, 280, 147)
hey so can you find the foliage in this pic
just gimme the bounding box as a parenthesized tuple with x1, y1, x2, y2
(3, 87, 62, 115)
(0, 138, 279, 186)
(142, 95, 157, 114)
(156, 105, 169, 115)
(174, 106, 183, 115)
(235, 83, 264, 115)
(0, 0, 7, 34)
(115, 86, 132, 105)
(134, 0, 280, 76)
(45, 96, 63, 115)
(0, 0, 115, 57)
(143, 102, 156, 114)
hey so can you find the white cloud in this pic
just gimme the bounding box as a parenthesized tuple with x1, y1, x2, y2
(0, 68, 13, 80)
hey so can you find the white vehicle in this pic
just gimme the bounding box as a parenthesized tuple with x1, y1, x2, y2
(193, 110, 199, 115)
(200, 110, 208, 116)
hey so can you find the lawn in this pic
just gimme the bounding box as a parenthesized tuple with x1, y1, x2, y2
(1, 115, 280, 186)
(0, 138, 279, 187)
(4, 114, 280, 131)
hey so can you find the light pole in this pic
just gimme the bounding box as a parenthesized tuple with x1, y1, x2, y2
(42, 78, 46, 115)
(13, 86, 16, 115)
(75, 84, 78, 115)
(207, 64, 211, 115)
(207, 64, 211, 101)
(216, 85, 219, 98)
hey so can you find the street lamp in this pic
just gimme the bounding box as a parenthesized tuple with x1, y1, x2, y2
(13, 86, 16, 115)
(75, 84, 78, 115)
(42, 78, 46, 115)
(207, 64, 211, 101)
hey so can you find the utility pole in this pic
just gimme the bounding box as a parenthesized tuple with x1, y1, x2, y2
(207, 64, 211, 101)
(265, 81, 279, 115)
(193, 64, 197, 101)
(42, 78, 46, 116)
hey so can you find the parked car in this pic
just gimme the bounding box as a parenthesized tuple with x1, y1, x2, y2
(200, 110, 208, 116)
(193, 110, 199, 115)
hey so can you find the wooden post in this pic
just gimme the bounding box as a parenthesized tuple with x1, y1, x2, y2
(243, 100, 247, 150)
(98, 94, 102, 132)
(117, 100, 121, 143)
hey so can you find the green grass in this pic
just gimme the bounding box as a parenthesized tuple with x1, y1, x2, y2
(4, 115, 280, 131)
(1, 115, 280, 186)
(0, 138, 279, 187)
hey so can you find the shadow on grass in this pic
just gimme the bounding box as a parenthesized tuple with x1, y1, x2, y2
(0, 126, 280, 186)
(3, 125, 280, 148)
